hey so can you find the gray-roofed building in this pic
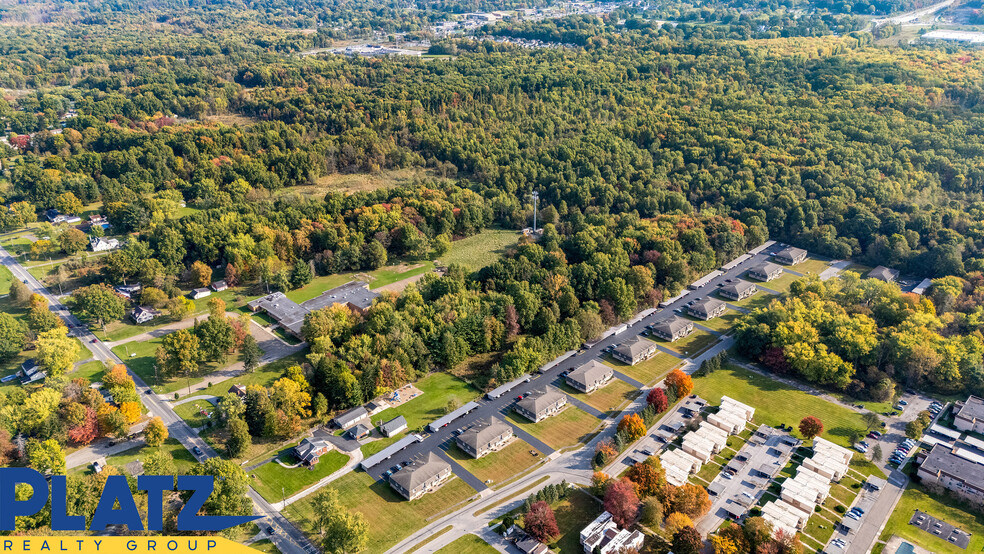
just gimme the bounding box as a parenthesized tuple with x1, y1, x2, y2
(332, 406, 369, 430)
(211, 280, 228, 292)
(294, 437, 333, 465)
(515, 535, 549, 554)
(566, 359, 614, 393)
(456, 416, 513, 458)
(380, 415, 408, 437)
(131, 306, 160, 324)
(651, 316, 694, 342)
(347, 423, 372, 440)
(687, 297, 726, 320)
(515, 387, 567, 422)
(774, 246, 808, 265)
(917, 443, 984, 501)
(190, 288, 212, 299)
(748, 262, 783, 282)
(868, 265, 900, 283)
(246, 281, 381, 339)
(612, 336, 659, 365)
(389, 452, 452, 500)
(18, 359, 46, 385)
(719, 279, 757, 301)
(954, 395, 984, 434)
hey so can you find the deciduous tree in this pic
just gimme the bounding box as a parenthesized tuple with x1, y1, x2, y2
(144, 417, 168, 447)
(665, 368, 694, 399)
(672, 526, 702, 554)
(603, 478, 639, 528)
(618, 413, 646, 442)
(647, 387, 669, 412)
(36, 328, 79, 377)
(799, 416, 824, 440)
(524, 500, 559, 542)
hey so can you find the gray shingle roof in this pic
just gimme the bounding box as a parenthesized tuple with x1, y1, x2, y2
(516, 388, 565, 415)
(389, 452, 450, 491)
(381, 415, 408, 435)
(720, 279, 756, 298)
(653, 315, 691, 336)
(566, 359, 613, 388)
(614, 336, 654, 360)
(689, 297, 725, 316)
(457, 416, 512, 451)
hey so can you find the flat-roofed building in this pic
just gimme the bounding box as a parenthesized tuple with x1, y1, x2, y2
(694, 422, 729, 451)
(515, 387, 567, 422)
(801, 437, 853, 482)
(247, 281, 381, 339)
(661, 448, 704, 486)
(774, 246, 808, 265)
(389, 452, 452, 500)
(612, 336, 658, 365)
(719, 280, 757, 301)
(954, 396, 984, 433)
(579, 512, 645, 554)
(566, 359, 614, 393)
(917, 443, 984, 502)
(761, 499, 810, 537)
(748, 262, 783, 282)
(456, 417, 513, 459)
(651, 316, 694, 342)
(681, 433, 716, 463)
(708, 410, 748, 435)
(687, 297, 727, 320)
(721, 396, 756, 421)
(781, 468, 831, 512)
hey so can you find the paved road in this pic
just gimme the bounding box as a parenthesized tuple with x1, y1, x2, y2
(66, 433, 146, 469)
(364, 242, 790, 482)
(872, 0, 955, 24)
(0, 243, 318, 554)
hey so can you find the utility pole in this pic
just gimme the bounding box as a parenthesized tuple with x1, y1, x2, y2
(530, 191, 539, 233)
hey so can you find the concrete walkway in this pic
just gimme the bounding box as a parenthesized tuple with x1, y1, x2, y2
(274, 447, 365, 510)
(173, 394, 219, 406)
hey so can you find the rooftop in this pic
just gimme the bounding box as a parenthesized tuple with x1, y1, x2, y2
(956, 395, 984, 423)
(567, 359, 612, 386)
(653, 315, 691, 335)
(613, 336, 655, 360)
(516, 387, 566, 415)
(389, 452, 450, 491)
(458, 416, 512, 450)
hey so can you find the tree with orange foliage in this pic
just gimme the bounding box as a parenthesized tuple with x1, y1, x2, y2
(592, 471, 611, 496)
(103, 364, 135, 392)
(618, 413, 647, 442)
(67, 406, 98, 446)
(594, 439, 618, 467)
(626, 457, 666, 498)
(671, 483, 712, 519)
(664, 368, 694, 399)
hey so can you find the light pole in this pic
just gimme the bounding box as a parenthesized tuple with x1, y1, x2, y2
(530, 191, 539, 233)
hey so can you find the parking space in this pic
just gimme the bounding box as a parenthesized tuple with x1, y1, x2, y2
(909, 510, 972, 549)
(826, 480, 883, 553)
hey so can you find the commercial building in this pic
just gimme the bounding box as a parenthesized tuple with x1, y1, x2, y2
(954, 396, 984, 434)
(687, 297, 726, 320)
(774, 246, 808, 265)
(389, 452, 452, 500)
(651, 316, 694, 342)
(579, 512, 644, 554)
(868, 266, 900, 283)
(719, 280, 757, 301)
(515, 387, 567, 423)
(612, 336, 659, 365)
(456, 417, 513, 459)
(917, 443, 984, 502)
(246, 281, 381, 338)
(566, 359, 614, 393)
(747, 262, 783, 282)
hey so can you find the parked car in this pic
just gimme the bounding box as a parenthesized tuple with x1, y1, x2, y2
(898, 399, 909, 406)
(192, 446, 204, 457)
(859, 441, 870, 448)
(854, 445, 867, 453)
(868, 431, 882, 439)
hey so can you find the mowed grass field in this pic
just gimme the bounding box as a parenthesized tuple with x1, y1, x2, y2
(877, 484, 984, 553)
(692, 309, 743, 332)
(562, 379, 638, 416)
(286, 471, 476, 554)
(446, 439, 542, 487)
(603, 352, 681, 386)
(368, 372, 480, 433)
(0, 263, 12, 295)
(792, 257, 831, 274)
(693, 364, 867, 448)
(250, 450, 349, 502)
(441, 229, 520, 271)
(111, 336, 239, 394)
(542, 490, 605, 554)
(657, 329, 719, 357)
(505, 405, 602, 450)
(434, 534, 497, 554)
(283, 262, 435, 304)
(720, 289, 780, 311)
(759, 271, 808, 293)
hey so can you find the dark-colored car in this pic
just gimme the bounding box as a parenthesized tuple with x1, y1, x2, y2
(192, 446, 204, 457)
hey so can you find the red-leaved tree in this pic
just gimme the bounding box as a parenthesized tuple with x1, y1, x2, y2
(524, 500, 559, 542)
(67, 406, 98, 446)
(604, 478, 640, 528)
(647, 387, 669, 412)
(799, 416, 824, 440)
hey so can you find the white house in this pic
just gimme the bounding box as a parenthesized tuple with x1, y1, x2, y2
(90, 236, 120, 252)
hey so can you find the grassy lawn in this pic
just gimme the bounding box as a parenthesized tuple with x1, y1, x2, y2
(248, 540, 282, 554)
(721, 290, 780, 311)
(434, 534, 497, 554)
(877, 484, 984, 553)
(656, 330, 719, 357)
(284, 262, 435, 304)
(96, 288, 252, 342)
(693, 364, 868, 448)
(447, 439, 542, 488)
(603, 351, 681, 386)
(366, 372, 481, 434)
(505, 405, 602, 450)
(691, 310, 743, 333)
(73, 360, 106, 383)
(286, 471, 476, 554)
(803, 512, 836, 546)
(791, 257, 831, 274)
(544, 490, 604, 554)
(440, 229, 520, 271)
(0, 263, 12, 295)
(827, 482, 859, 507)
(73, 438, 198, 475)
(250, 450, 349, 503)
(111, 336, 239, 394)
(562, 379, 638, 416)
(760, 271, 809, 293)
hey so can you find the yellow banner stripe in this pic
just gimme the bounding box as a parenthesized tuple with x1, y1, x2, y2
(0, 537, 262, 554)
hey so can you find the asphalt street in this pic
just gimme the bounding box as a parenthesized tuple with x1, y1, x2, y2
(0, 243, 317, 554)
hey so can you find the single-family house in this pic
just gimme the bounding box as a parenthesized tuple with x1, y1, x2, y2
(293, 437, 332, 466)
(131, 306, 160, 324)
(868, 265, 900, 283)
(228, 384, 247, 398)
(115, 283, 142, 299)
(18, 359, 46, 385)
(90, 236, 119, 252)
(211, 280, 228, 292)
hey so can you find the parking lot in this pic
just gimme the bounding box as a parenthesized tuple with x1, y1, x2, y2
(909, 510, 972, 549)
